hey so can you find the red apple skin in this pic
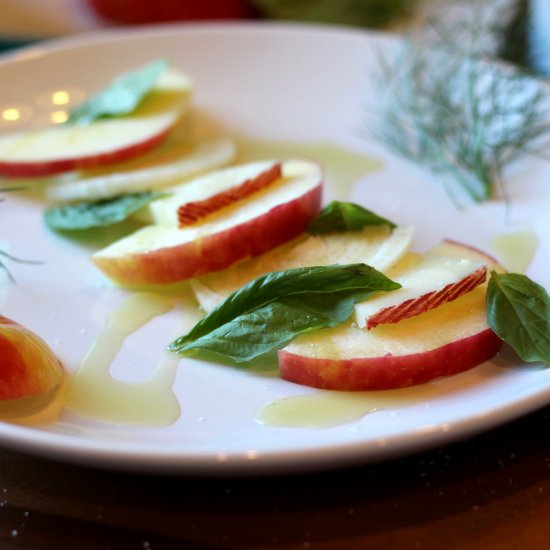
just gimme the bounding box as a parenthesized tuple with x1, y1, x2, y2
(0, 126, 171, 178)
(178, 163, 282, 226)
(87, 0, 255, 24)
(278, 328, 503, 391)
(0, 316, 64, 400)
(93, 182, 322, 285)
(366, 265, 487, 329)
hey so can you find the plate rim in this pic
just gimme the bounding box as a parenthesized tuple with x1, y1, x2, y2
(1, 21, 549, 475)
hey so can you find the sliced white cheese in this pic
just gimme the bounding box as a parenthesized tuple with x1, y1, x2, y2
(354, 253, 486, 328)
(46, 138, 236, 202)
(192, 224, 414, 312)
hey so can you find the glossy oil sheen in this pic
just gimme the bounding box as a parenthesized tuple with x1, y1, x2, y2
(237, 137, 383, 201)
(490, 229, 538, 273)
(256, 384, 442, 428)
(64, 292, 181, 426)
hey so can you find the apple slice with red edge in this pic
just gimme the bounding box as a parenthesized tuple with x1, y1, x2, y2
(278, 241, 503, 391)
(0, 69, 192, 177)
(355, 253, 487, 330)
(46, 138, 236, 203)
(0, 316, 64, 401)
(145, 160, 284, 226)
(92, 159, 323, 285)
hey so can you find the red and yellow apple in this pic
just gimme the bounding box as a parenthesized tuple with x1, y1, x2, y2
(279, 241, 503, 391)
(355, 253, 487, 329)
(93, 159, 323, 285)
(87, 0, 254, 24)
(0, 316, 64, 400)
(46, 138, 236, 203)
(279, 285, 502, 391)
(0, 69, 192, 177)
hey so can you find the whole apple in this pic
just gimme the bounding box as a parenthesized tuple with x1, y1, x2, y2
(87, 0, 255, 24)
(0, 316, 64, 401)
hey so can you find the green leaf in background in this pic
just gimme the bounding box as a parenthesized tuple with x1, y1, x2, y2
(1, 187, 42, 281)
(486, 271, 550, 365)
(66, 59, 168, 126)
(0, 186, 26, 193)
(308, 201, 396, 234)
(169, 264, 401, 365)
(44, 191, 163, 231)
(249, 0, 413, 28)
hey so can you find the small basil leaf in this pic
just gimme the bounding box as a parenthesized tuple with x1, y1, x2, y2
(487, 271, 550, 364)
(169, 264, 400, 365)
(44, 191, 162, 231)
(308, 201, 396, 234)
(66, 59, 168, 126)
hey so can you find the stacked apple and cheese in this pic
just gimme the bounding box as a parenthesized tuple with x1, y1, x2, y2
(191, 223, 502, 391)
(92, 160, 323, 284)
(0, 68, 193, 177)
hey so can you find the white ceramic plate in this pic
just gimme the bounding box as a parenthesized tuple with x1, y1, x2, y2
(1, 23, 550, 475)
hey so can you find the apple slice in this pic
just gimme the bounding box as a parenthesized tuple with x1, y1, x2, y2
(145, 160, 284, 226)
(45, 138, 236, 203)
(92, 159, 323, 285)
(355, 253, 487, 329)
(354, 239, 500, 330)
(0, 69, 192, 177)
(192, 224, 414, 312)
(279, 285, 502, 391)
(0, 316, 64, 400)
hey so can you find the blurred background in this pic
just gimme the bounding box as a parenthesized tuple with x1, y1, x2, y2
(0, 0, 543, 75)
(0, 0, 421, 46)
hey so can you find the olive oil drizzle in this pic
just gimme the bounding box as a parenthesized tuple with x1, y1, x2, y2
(490, 229, 538, 273)
(256, 384, 442, 429)
(64, 292, 181, 426)
(236, 137, 383, 202)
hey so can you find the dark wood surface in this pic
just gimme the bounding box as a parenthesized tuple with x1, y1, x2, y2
(0, 403, 549, 549)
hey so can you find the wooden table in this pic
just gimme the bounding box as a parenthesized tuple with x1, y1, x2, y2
(0, 402, 549, 549)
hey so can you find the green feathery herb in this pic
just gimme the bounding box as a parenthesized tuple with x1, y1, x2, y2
(371, 13, 550, 204)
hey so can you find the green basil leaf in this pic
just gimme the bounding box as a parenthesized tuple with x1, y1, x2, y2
(169, 264, 400, 365)
(44, 191, 162, 231)
(487, 271, 550, 364)
(66, 59, 168, 125)
(308, 201, 396, 234)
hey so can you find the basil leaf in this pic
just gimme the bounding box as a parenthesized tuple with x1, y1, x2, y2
(169, 264, 400, 365)
(67, 59, 168, 125)
(487, 271, 550, 364)
(308, 201, 396, 234)
(44, 191, 162, 231)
